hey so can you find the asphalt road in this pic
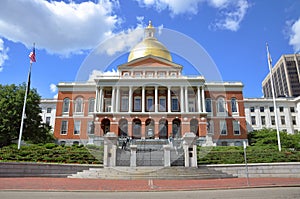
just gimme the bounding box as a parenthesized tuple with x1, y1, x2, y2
(1, 187, 300, 199)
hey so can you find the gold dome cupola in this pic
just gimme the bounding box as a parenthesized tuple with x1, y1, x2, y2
(128, 21, 172, 62)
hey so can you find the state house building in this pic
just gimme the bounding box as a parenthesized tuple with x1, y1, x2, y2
(53, 22, 247, 146)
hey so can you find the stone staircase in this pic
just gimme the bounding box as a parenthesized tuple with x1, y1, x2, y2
(68, 166, 236, 180)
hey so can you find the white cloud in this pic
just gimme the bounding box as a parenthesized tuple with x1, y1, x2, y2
(0, 38, 9, 72)
(0, 0, 119, 56)
(49, 83, 57, 93)
(53, 93, 58, 99)
(135, 0, 250, 31)
(289, 18, 300, 53)
(88, 69, 118, 81)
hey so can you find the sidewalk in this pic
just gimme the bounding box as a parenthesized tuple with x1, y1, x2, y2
(0, 177, 300, 191)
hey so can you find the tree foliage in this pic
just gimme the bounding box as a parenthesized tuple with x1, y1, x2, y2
(0, 84, 54, 147)
(248, 128, 300, 150)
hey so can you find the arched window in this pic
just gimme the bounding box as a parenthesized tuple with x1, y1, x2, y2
(74, 97, 83, 113)
(132, 119, 141, 139)
(145, 119, 155, 138)
(205, 98, 212, 112)
(62, 98, 70, 113)
(231, 98, 238, 113)
(190, 119, 199, 135)
(88, 98, 95, 113)
(217, 97, 226, 113)
(119, 119, 128, 137)
(101, 119, 110, 135)
(172, 119, 181, 138)
(159, 119, 168, 139)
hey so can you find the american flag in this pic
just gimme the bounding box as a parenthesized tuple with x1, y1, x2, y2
(29, 44, 36, 63)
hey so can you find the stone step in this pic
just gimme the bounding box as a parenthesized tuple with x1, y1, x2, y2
(69, 166, 236, 180)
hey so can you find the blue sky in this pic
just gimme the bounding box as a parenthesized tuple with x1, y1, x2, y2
(0, 0, 300, 99)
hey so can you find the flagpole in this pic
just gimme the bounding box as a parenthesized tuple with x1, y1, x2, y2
(18, 62, 32, 150)
(266, 43, 281, 152)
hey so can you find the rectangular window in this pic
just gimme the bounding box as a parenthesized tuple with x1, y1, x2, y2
(104, 98, 112, 112)
(205, 98, 212, 112)
(233, 120, 240, 135)
(60, 121, 68, 135)
(134, 97, 141, 111)
(87, 121, 94, 134)
(251, 116, 256, 125)
(218, 99, 226, 113)
(261, 116, 265, 125)
(171, 97, 179, 111)
(159, 97, 166, 111)
(121, 96, 129, 112)
(46, 108, 52, 113)
(271, 116, 275, 125)
(146, 97, 154, 111)
(281, 116, 286, 125)
(220, 120, 227, 135)
(292, 116, 297, 125)
(208, 120, 214, 134)
(88, 98, 95, 113)
(250, 107, 255, 112)
(74, 121, 81, 135)
(188, 98, 195, 112)
(270, 106, 274, 112)
(290, 107, 295, 112)
(260, 107, 264, 112)
(279, 106, 284, 112)
(231, 98, 238, 113)
(46, 117, 51, 125)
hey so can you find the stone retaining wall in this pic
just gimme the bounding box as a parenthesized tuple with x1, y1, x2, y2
(207, 162, 300, 178)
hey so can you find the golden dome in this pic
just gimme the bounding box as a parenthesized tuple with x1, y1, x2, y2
(128, 21, 172, 62)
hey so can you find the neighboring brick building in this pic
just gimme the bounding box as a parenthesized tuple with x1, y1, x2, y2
(53, 22, 247, 146)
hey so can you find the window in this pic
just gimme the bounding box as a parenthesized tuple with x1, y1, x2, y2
(88, 98, 95, 113)
(205, 98, 212, 112)
(74, 121, 81, 135)
(251, 116, 256, 125)
(233, 121, 240, 135)
(46, 108, 52, 113)
(134, 96, 141, 111)
(158, 72, 166, 77)
(171, 97, 179, 111)
(188, 98, 196, 112)
(260, 107, 264, 112)
(250, 107, 255, 112)
(207, 120, 214, 134)
(74, 97, 83, 113)
(121, 96, 129, 111)
(60, 121, 68, 135)
(270, 106, 274, 112)
(62, 98, 70, 113)
(231, 98, 238, 113)
(104, 98, 112, 112)
(220, 120, 227, 135)
(292, 116, 297, 125)
(46, 117, 51, 125)
(217, 98, 226, 113)
(159, 97, 166, 111)
(281, 116, 285, 125)
(271, 116, 275, 125)
(261, 116, 266, 125)
(290, 107, 295, 112)
(279, 106, 284, 112)
(134, 71, 142, 77)
(87, 121, 94, 134)
(146, 96, 154, 111)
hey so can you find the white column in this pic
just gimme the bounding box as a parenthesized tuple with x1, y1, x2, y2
(129, 86, 132, 113)
(155, 86, 158, 113)
(95, 86, 99, 112)
(142, 86, 145, 113)
(180, 86, 184, 113)
(168, 86, 171, 112)
(185, 86, 189, 113)
(116, 87, 120, 112)
(111, 86, 116, 113)
(99, 87, 103, 112)
(201, 86, 206, 112)
(197, 86, 201, 112)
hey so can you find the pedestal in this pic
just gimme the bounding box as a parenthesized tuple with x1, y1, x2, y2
(103, 132, 118, 167)
(130, 145, 137, 167)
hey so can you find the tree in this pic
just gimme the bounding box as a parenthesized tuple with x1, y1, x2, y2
(0, 84, 54, 147)
(248, 128, 300, 150)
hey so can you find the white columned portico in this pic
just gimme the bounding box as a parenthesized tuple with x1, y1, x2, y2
(168, 86, 171, 112)
(155, 86, 158, 113)
(180, 86, 184, 113)
(142, 86, 145, 112)
(197, 86, 201, 112)
(185, 86, 189, 113)
(129, 86, 133, 113)
(201, 86, 206, 112)
(116, 87, 120, 112)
